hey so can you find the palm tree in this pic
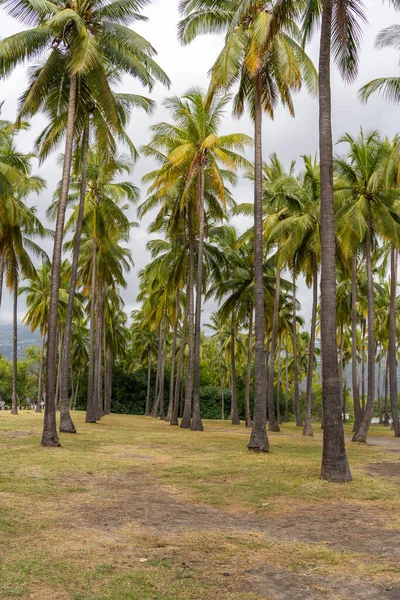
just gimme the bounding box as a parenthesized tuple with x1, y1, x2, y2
(335, 131, 400, 442)
(179, 0, 317, 451)
(68, 149, 135, 422)
(0, 0, 170, 446)
(142, 89, 251, 431)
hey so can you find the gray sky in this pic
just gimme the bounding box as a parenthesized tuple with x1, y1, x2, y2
(0, 0, 399, 328)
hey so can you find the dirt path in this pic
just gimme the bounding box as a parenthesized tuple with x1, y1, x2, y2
(61, 467, 400, 600)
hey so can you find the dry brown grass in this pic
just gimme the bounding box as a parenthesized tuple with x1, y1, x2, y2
(1, 412, 400, 599)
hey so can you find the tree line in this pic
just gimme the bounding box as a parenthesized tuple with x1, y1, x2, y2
(1, 0, 400, 483)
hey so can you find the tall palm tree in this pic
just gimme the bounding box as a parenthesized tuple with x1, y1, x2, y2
(179, 0, 317, 451)
(0, 0, 170, 446)
(335, 131, 400, 442)
(67, 149, 136, 422)
(142, 89, 251, 431)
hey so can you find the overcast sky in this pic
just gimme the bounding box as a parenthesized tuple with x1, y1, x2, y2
(0, 0, 399, 328)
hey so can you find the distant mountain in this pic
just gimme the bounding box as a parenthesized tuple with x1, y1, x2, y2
(0, 325, 41, 361)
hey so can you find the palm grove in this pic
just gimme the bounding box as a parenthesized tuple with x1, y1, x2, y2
(1, 0, 400, 483)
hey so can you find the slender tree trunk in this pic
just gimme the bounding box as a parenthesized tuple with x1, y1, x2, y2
(70, 358, 74, 409)
(152, 324, 162, 417)
(166, 289, 180, 421)
(94, 282, 105, 420)
(353, 223, 375, 443)
(180, 362, 186, 417)
(292, 277, 302, 427)
(181, 218, 195, 429)
(343, 374, 347, 423)
(284, 347, 289, 423)
(361, 319, 366, 414)
(0, 252, 4, 308)
(351, 254, 361, 432)
(73, 366, 81, 411)
(265, 337, 270, 413)
(104, 350, 112, 415)
(303, 267, 318, 436)
(158, 319, 167, 420)
(85, 240, 98, 422)
(145, 349, 152, 416)
(11, 275, 18, 415)
(59, 123, 89, 432)
(378, 352, 383, 424)
(245, 304, 253, 428)
(42, 75, 77, 446)
(276, 340, 281, 425)
(389, 247, 400, 436)
(339, 323, 344, 420)
(151, 322, 163, 418)
(55, 332, 62, 411)
(171, 289, 188, 426)
(248, 73, 269, 452)
(220, 367, 225, 420)
(267, 264, 281, 432)
(384, 355, 390, 426)
(191, 164, 205, 432)
(230, 312, 240, 425)
(36, 334, 45, 413)
(319, 0, 351, 480)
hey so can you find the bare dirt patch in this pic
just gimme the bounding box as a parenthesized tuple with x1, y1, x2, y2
(246, 565, 400, 600)
(367, 461, 400, 480)
(67, 470, 400, 559)
(58, 469, 400, 599)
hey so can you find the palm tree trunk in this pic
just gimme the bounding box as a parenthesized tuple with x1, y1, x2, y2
(69, 357, 74, 403)
(389, 247, 400, 436)
(36, 334, 45, 413)
(220, 368, 225, 420)
(339, 322, 344, 421)
(319, 0, 351, 480)
(73, 366, 81, 411)
(276, 340, 281, 425)
(151, 321, 164, 419)
(245, 303, 253, 428)
(85, 240, 98, 423)
(152, 323, 162, 417)
(94, 281, 105, 420)
(11, 274, 18, 415)
(0, 252, 4, 308)
(181, 217, 195, 429)
(171, 288, 188, 426)
(351, 254, 361, 432)
(284, 347, 289, 423)
(59, 123, 90, 433)
(248, 73, 269, 452)
(166, 289, 180, 421)
(267, 264, 281, 432)
(384, 355, 389, 426)
(158, 319, 167, 420)
(377, 351, 382, 424)
(104, 349, 112, 415)
(303, 266, 318, 436)
(42, 75, 77, 447)
(361, 319, 366, 414)
(353, 222, 375, 443)
(55, 332, 62, 411)
(292, 277, 302, 427)
(191, 164, 205, 432)
(145, 349, 152, 416)
(230, 311, 240, 425)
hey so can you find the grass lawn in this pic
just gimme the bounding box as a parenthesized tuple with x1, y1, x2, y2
(1, 411, 400, 599)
